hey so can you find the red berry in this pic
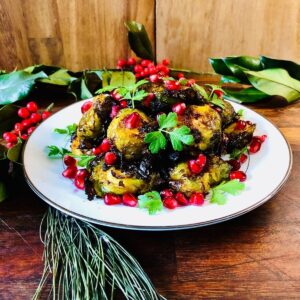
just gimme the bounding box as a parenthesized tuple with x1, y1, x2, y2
(21, 134, 28, 140)
(63, 155, 76, 167)
(141, 59, 151, 67)
(165, 80, 180, 91)
(162, 58, 170, 66)
(235, 120, 247, 130)
(149, 74, 160, 83)
(189, 193, 205, 206)
(41, 111, 51, 120)
(104, 194, 122, 205)
(135, 73, 142, 79)
(143, 93, 155, 107)
(124, 112, 141, 129)
(62, 166, 77, 179)
(140, 71, 146, 77)
(134, 64, 143, 73)
(14, 123, 24, 134)
(26, 101, 38, 113)
(3, 132, 17, 143)
(172, 102, 186, 115)
(196, 154, 207, 167)
(110, 90, 122, 101)
(160, 189, 174, 198)
(159, 65, 169, 75)
(117, 59, 127, 69)
(163, 197, 178, 209)
(74, 177, 85, 189)
(214, 90, 224, 98)
(81, 101, 93, 114)
(104, 152, 117, 165)
(187, 79, 196, 86)
(30, 112, 42, 123)
(143, 67, 149, 75)
(18, 107, 30, 119)
(175, 192, 189, 206)
(92, 146, 102, 155)
(127, 57, 136, 66)
(100, 138, 111, 152)
(249, 139, 261, 154)
(6, 142, 15, 149)
(21, 119, 32, 129)
(27, 126, 36, 135)
(228, 159, 241, 171)
(76, 169, 89, 179)
(177, 73, 184, 79)
(239, 154, 248, 164)
(110, 105, 120, 118)
(149, 67, 157, 75)
(120, 100, 127, 108)
(230, 170, 247, 182)
(2, 132, 10, 140)
(188, 160, 203, 174)
(122, 193, 138, 207)
(254, 135, 267, 143)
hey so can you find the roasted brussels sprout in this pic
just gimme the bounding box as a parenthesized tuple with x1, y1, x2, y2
(107, 108, 151, 160)
(219, 100, 236, 126)
(169, 156, 231, 196)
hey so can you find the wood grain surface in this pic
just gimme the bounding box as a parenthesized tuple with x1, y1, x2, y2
(0, 75, 300, 299)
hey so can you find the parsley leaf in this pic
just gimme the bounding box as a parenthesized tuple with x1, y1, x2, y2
(230, 147, 248, 159)
(47, 145, 70, 158)
(144, 131, 167, 154)
(192, 83, 209, 100)
(169, 126, 194, 151)
(237, 109, 245, 117)
(54, 123, 77, 136)
(210, 180, 245, 205)
(138, 191, 163, 215)
(157, 112, 177, 129)
(210, 94, 225, 109)
(69, 154, 96, 168)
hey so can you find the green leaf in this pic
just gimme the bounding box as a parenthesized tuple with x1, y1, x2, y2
(209, 58, 233, 76)
(192, 83, 209, 100)
(0, 70, 47, 105)
(210, 94, 225, 109)
(158, 112, 177, 129)
(220, 75, 241, 83)
(110, 71, 136, 88)
(245, 68, 300, 103)
(144, 131, 167, 154)
(223, 87, 268, 103)
(7, 138, 23, 162)
(125, 21, 154, 60)
(38, 69, 76, 86)
(0, 104, 19, 135)
(230, 147, 248, 159)
(138, 191, 163, 214)
(210, 190, 227, 205)
(80, 78, 93, 99)
(101, 71, 112, 87)
(132, 89, 148, 101)
(237, 109, 244, 117)
(169, 126, 194, 151)
(223, 56, 262, 71)
(54, 123, 77, 136)
(47, 145, 70, 158)
(69, 154, 96, 168)
(0, 181, 8, 202)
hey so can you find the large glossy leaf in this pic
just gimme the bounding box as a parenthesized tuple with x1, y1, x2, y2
(0, 70, 47, 105)
(245, 68, 300, 103)
(224, 87, 268, 103)
(110, 71, 136, 87)
(224, 56, 262, 71)
(24, 64, 61, 75)
(39, 69, 76, 86)
(209, 58, 233, 75)
(7, 138, 23, 162)
(80, 78, 93, 99)
(260, 56, 300, 81)
(0, 104, 19, 135)
(220, 75, 241, 83)
(125, 21, 154, 60)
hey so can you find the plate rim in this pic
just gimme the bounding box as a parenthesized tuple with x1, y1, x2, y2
(22, 101, 293, 231)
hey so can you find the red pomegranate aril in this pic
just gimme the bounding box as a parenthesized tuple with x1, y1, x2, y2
(76, 169, 89, 179)
(3, 132, 17, 143)
(120, 100, 127, 108)
(21, 134, 28, 140)
(18, 107, 30, 119)
(175, 192, 189, 206)
(122, 193, 138, 207)
(63, 155, 77, 167)
(62, 166, 77, 179)
(27, 126, 35, 135)
(81, 101, 93, 113)
(6, 142, 15, 149)
(197, 154, 207, 167)
(172, 102, 186, 115)
(177, 72, 184, 79)
(165, 80, 180, 91)
(30, 112, 42, 123)
(26, 101, 38, 113)
(214, 90, 224, 98)
(239, 153, 248, 164)
(143, 93, 155, 107)
(92, 146, 102, 155)
(104, 194, 122, 205)
(235, 120, 247, 130)
(105, 152, 117, 165)
(228, 159, 241, 171)
(117, 59, 127, 68)
(74, 177, 85, 189)
(162, 58, 170, 66)
(134, 64, 143, 73)
(149, 74, 160, 83)
(189, 192, 205, 206)
(187, 79, 196, 86)
(188, 160, 203, 174)
(21, 119, 32, 129)
(127, 57, 136, 66)
(254, 134, 267, 143)
(160, 189, 174, 198)
(249, 139, 261, 154)
(124, 112, 141, 129)
(110, 105, 120, 118)
(111, 90, 122, 101)
(14, 123, 24, 133)
(141, 59, 151, 67)
(41, 111, 51, 120)
(2, 132, 10, 140)
(230, 170, 247, 182)
(163, 197, 178, 209)
(100, 138, 111, 152)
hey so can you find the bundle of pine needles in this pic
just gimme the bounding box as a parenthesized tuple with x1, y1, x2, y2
(33, 208, 165, 300)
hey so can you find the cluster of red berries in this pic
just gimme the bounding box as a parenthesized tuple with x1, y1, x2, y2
(104, 193, 138, 206)
(2, 101, 51, 149)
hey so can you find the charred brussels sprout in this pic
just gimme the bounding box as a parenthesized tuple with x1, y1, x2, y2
(219, 100, 236, 126)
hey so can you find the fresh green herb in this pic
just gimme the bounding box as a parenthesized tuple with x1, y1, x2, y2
(47, 145, 70, 158)
(210, 93, 225, 109)
(144, 112, 194, 154)
(230, 146, 248, 159)
(69, 154, 96, 168)
(54, 123, 77, 136)
(237, 109, 245, 117)
(138, 191, 163, 215)
(191, 83, 209, 100)
(210, 180, 245, 205)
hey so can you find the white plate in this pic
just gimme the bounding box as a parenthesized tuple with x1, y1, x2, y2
(23, 101, 292, 231)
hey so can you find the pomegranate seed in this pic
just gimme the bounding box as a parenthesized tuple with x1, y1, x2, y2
(249, 139, 261, 154)
(235, 120, 247, 130)
(160, 189, 174, 198)
(177, 73, 184, 79)
(141, 59, 151, 67)
(3, 132, 17, 143)
(6, 142, 15, 149)
(187, 79, 196, 86)
(74, 177, 85, 189)
(124, 112, 141, 129)
(189, 192, 205, 205)
(100, 138, 111, 152)
(230, 170, 247, 182)
(110, 105, 120, 118)
(110, 90, 122, 101)
(175, 192, 189, 206)
(104, 194, 122, 205)
(21, 134, 28, 140)
(196, 154, 207, 167)
(62, 166, 77, 179)
(21, 119, 32, 129)
(163, 197, 178, 209)
(120, 100, 127, 108)
(172, 102, 186, 115)
(127, 57, 136, 66)
(228, 159, 241, 171)
(27, 126, 35, 135)
(14, 123, 24, 133)
(117, 59, 127, 69)
(214, 90, 224, 98)
(18, 107, 30, 119)
(63, 155, 76, 167)
(149, 74, 160, 83)
(254, 135, 267, 143)
(122, 193, 138, 207)
(134, 64, 143, 73)
(239, 154, 248, 164)
(143, 93, 155, 107)
(26, 101, 38, 113)
(76, 169, 89, 179)
(81, 101, 93, 113)
(30, 112, 42, 123)
(41, 111, 51, 120)
(92, 146, 102, 155)
(165, 80, 180, 91)
(188, 160, 203, 174)
(104, 152, 117, 165)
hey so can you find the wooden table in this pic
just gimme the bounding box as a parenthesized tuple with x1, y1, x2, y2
(1, 87, 300, 299)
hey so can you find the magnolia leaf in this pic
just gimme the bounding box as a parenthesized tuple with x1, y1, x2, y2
(80, 78, 93, 99)
(7, 138, 23, 162)
(0, 70, 47, 105)
(110, 71, 136, 87)
(39, 69, 76, 86)
(223, 87, 268, 103)
(220, 75, 241, 83)
(24, 64, 61, 76)
(0, 104, 19, 135)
